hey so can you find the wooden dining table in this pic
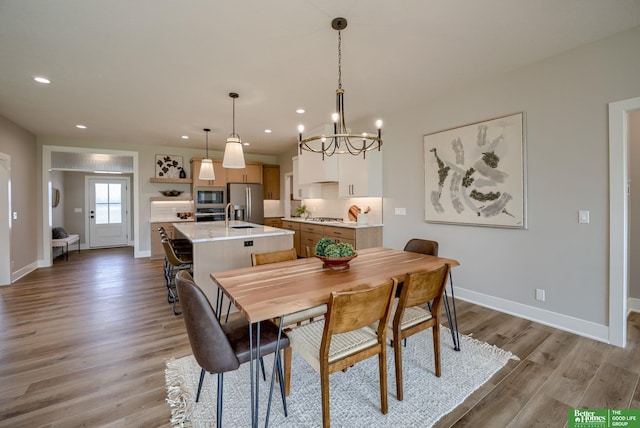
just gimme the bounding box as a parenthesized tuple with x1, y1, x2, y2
(209, 246, 460, 428)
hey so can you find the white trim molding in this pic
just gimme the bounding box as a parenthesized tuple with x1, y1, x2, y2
(455, 287, 610, 344)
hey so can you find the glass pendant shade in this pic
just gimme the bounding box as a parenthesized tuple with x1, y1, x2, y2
(223, 136, 246, 168)
(199, 158, 215, 180)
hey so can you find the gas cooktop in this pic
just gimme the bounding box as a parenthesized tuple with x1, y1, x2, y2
(307, 217, 344, 223)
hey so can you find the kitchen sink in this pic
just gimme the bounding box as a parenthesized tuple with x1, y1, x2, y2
(231, 225, 255, 229)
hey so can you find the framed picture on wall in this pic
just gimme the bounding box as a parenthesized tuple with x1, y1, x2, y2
(423, 112, 527, 228)
(155, 155, 184, 179)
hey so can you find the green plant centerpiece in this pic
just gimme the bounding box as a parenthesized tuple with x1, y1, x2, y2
(314, 238, 357, 270)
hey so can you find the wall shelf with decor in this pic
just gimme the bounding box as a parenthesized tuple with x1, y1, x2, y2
(149, 177, 192, 184)
(149, 196, 193, 202)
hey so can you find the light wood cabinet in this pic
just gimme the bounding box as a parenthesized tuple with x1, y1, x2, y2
(281, 220, 301, 257)
(264, 217, 283, 228)
(296, 222, 382, 258)
(191, 158, 226, 188)
(263, 164, 280, 200)
(226, 162, 263, 184)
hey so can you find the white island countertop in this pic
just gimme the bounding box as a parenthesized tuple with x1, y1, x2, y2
(173, 220, 294, 243)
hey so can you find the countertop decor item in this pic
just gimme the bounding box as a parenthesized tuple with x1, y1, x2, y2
(315, 254, 357, 270)
(297, 17, 382, 159)
(159, 190, 183, 197)
(314, 237, 357, 269)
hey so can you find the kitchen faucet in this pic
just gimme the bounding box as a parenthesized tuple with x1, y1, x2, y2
(225, 203, 234, 228)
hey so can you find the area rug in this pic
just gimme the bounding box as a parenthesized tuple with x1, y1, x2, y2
(165, 326, 518, 427)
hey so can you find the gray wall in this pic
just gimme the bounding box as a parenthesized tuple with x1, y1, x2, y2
(381, 26, 640, 328)
(0, 116, 37, 274)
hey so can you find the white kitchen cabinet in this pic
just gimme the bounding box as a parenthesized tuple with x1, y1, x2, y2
(297, 151, 338, 184)
(292, 156, 321, 200)
(338, 149, 383, 197)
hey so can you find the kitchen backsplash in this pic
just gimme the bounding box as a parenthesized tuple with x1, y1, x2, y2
(150, 200, 194, 222)
(300, 183, 383, 224)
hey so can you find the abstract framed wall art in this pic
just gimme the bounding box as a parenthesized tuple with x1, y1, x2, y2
(423, 112, 526, 228)
(155, 154, 184, 179)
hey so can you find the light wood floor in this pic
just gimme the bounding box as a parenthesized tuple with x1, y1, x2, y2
(1, 247, 638, 427)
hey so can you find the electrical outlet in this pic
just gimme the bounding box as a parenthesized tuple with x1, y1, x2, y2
(535, 288, 546, 302)
(12, 211, 17, 220)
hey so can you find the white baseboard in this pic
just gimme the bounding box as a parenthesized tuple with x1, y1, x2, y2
(453, 287, 610, 344)
(11, 261, 38, 283)
(628, 297, 640, 315)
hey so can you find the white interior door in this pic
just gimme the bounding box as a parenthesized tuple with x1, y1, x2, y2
(88, 177, 129, 248)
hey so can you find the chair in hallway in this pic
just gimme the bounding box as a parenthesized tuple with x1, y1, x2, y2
(388, 264, 450, 400)
(175, 271, 290, 428)
(285, 279, 397, 428)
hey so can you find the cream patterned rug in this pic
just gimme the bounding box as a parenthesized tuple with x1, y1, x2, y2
(165, 326, 518, 427)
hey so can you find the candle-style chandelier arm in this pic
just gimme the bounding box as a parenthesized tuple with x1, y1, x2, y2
(297, 17, 383, 160)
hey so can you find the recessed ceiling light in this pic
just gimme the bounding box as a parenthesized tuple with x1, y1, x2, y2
(296, 108, 305, 114)
(264, 129, 272, 133)
(243, 142, 250, 146)
(34, 76, 51, 84)
(181, 135, 189, 139)
(76, 124, 87, 129)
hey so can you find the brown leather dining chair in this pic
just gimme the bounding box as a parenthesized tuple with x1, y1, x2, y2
(387, 264, 450, 400)
(175, 271, 290, 428)
(403, 238, 438, 256)
(285, 278, 398, 428)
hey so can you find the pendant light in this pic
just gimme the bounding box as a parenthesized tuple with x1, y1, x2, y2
(222, 92, 246, 169)
(298, 17, 382, 159)
(199, 128, 215, 180)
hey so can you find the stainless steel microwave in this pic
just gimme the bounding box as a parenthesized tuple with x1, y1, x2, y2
(195, 187, 225, 206)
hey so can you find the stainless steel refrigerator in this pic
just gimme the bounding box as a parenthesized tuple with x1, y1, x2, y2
(227, 183, 264, 224)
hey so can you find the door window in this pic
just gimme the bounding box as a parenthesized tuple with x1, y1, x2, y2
(95, 183, 122, 224)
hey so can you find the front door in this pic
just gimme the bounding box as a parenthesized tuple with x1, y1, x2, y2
(88, 177, 129, 248)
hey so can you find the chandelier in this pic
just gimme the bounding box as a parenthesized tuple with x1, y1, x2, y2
(298, 17, 382, 159)
(222, 92, 246, 169)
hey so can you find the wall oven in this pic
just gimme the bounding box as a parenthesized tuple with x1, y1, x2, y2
(194, 187, 226, 222)
(195, 187, 225, 205)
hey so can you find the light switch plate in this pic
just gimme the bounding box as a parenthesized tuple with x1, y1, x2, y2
(395, 208, 406, 216)
(578, 210, 590, 224)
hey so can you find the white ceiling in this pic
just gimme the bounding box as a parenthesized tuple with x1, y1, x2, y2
(1, 0, 640, 155)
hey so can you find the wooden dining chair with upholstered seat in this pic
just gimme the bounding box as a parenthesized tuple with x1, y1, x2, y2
(388, 264, 450, 401)
(285, 278, 397, 428)
(402, 238, 461, 351)
(251, 247, 328, 395)
(175, 271, 290, 428)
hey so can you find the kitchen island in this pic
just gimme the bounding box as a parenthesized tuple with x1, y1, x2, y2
(173, 220, 294, 306)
